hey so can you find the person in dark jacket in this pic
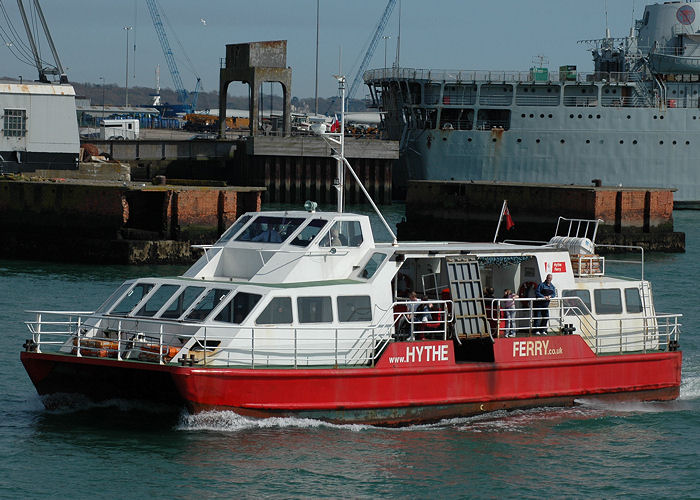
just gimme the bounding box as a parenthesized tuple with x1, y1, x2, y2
(534, 274, 556, 335)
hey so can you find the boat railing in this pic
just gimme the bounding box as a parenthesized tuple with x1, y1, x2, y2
(23, 301, 453, 368)
(488, 297, 681, 354)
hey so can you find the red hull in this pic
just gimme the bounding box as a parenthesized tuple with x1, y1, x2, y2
(22, 336, 682, 425)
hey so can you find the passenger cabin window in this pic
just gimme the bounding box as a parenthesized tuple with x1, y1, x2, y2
(337, 296, 372, 322)
(298, 297, 333, 323)
(185, 288, 231, 322)
(161, 286, 205, 319)
(136, 284, 179, 317)
(625, 288, 643, 313)
(562, 289, 592, 314)
(215, 291, 262, 324)
(360, 253, 386, 279)
(95, 283, 132, 314)
(256, 297, 293, 324)
(216, 215, 253, 244)
(594, 289, 623, 315)
(235, 216, 304, 244)
(110, 283, 154, 316)
(289, 219, 328, 247)
(319, 220, 363, 247)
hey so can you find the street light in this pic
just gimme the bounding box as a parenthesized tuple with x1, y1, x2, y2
(383, 35, 391, 78)
(123, 26, 132, 107)
(99, 76, 105, 124)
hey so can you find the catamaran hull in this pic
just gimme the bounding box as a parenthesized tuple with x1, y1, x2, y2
(21, 338, 681, 425)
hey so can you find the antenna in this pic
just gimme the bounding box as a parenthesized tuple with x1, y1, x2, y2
(605, 0, 610, 39)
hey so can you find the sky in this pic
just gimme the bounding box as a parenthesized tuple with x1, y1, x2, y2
(0, 0, 646, 99)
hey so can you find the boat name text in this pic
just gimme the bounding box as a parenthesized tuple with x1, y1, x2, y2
(388, 344, 449, 364)
(512, 339, 563, 357)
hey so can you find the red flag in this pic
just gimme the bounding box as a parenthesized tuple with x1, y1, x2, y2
(330, 115, 340, 133)
(504, 205, 515, 230)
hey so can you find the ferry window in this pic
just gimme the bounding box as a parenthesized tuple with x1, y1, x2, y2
(235, 216, 305, 244)
(160, 286, 205, 319)
(256, 297, 293, 324)
(594, 289, 623, 315)
(214, 291, 262, 324)
(289, 219, 328, 247)
(298, 296, 333, 323)
(562, 289, 591, 314)
(319, 220, 363, 247)
(3, 109, 26, 137)
(110, 283, 154, 316)
(185, 288, 231, 322)
(216, 215, 253, 244)
(360, 253, 387, 279)
(136, 284, 179, 317)
(95, 283, 132, 314)
(337, 296, 372, 322)
(624, 288, 643, 313)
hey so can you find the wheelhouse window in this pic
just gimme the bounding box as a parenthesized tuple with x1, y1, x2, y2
(594, 289, 623, 315)
(135, 284, 179, 317)
(624, 288, 643, 313)
(160, 286, 205, 319)
(297, 296, 333, 323)
(214, 291, 262, 324)
(4, 109, 26, 137)
(562, 289, 592, 314)
(235, 216, 305, 244)
(185, 288, 231, 322)
(360, 253, 387, 279)
(109, 283, 154, 316)
(289, 218, 328, 247)
(337, 296, 372, 322)
(256, 297, 293, 324)
(319, 220, 363, 247)
(216, 215, 253, 244)
(95, 283, 132, 314)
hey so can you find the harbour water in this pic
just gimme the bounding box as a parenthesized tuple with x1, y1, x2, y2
(1, 207, 699, 499)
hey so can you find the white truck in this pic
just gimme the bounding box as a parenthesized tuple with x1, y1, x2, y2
(100, 119, 140, 140)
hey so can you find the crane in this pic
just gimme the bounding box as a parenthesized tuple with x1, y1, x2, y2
(145, 0, 200, 116)
(326, 0, 397, 114)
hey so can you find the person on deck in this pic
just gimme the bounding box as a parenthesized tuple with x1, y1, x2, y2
(534, 274, 556, 335)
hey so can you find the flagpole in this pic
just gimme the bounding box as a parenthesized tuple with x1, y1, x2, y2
(493, 200, 507, 243)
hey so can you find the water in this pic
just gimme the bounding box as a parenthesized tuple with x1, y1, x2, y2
(1, 208, 699, 499)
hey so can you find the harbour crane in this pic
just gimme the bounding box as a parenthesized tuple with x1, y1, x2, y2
(16, 0, 67, 83)
(145, 0, 200, 116)
(326, 0, 397, 114)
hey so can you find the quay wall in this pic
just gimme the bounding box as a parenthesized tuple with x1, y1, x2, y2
(0, 180, 262, 264)
(87, 136, 398, 205)
(397, 181, 684, 252)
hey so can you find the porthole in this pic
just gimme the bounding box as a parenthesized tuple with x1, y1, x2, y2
(673, 140, 677, 145)
(604, 89, 609, 94)
(467, 137, 472, 142)
(529, 113, 534, 118)
(540, 114, 544, 118)
(443, 137, 447, 141)
(586, 139, 591, 144)
(596, 115, 601, 119)
(672, 90, 677, 95)
(588, 114, 593, 119)
(653, 115, 657, 119)
(659, 140, 664, 145)
(686, 141, 691, 145)
(536, 139, 541, 144)
(569, 114, 574, 118)
(626, 115, 631, 119)
(560, 139, 565, 144)
(619, 140, 624, 144)
(694, 116, 697, 120)
(578, 114, 582, 118)
(660, 115, 664, 119)
(547, 88, 552, 93)
(633, 140, 638, 145)
(521, 113, 526, 118)
(492, 138, 497, 142)
(548, 114, 552, 118)
(517, 138, 522, 143)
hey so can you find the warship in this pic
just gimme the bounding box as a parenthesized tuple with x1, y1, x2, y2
(365, 1, 700, 206)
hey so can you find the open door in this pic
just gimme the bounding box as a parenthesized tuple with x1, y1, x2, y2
(446, 256, 491, 339)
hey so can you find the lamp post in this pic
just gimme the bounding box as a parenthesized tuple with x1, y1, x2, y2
(123, 26, 132, 107)
(314, 0, 319, 115)
(383, 35, 391, 78)
(99, 76, 105, 128)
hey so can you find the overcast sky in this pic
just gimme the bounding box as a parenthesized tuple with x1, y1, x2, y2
(1, 0, 643, 98)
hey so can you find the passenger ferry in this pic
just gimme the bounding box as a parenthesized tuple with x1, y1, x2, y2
(20, 79, 682, 426)
(364, 1, 700, 206)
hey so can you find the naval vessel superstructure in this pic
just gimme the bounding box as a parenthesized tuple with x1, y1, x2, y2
(364, 1, 700, 206)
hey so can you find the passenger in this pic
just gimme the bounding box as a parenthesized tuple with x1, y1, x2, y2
(534, 274, 556, 335)
(252, 224, 282, 243)
(502, 289, 518, 337)
(330, 227, 347, 246)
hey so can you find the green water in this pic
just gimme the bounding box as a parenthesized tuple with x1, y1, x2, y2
(1, 208, 698, 499)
